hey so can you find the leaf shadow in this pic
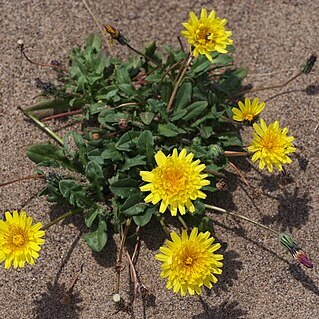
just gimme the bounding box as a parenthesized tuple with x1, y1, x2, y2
(193, 298, 247, 319)
(288, 264, 319, 296)
(33, 281, 83, 319)
(260, 187, 312, 232)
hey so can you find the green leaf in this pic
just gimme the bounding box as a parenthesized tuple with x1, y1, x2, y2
(159, 81, 173, 103)
(98, 108, 128, 125)
(83, 220, 107, 252)
(85, 206, 105, 227)
(70, 131, 87, 166)
(133, 206, 155, 226)
(27, 143, 76, 170)
(101, 145, 123, 161)
(217, 132, 243, 147)
(59, 179, 91, 208)
(212, 54, 233, 65)
(116, 66, 131, 84)
(183, 101, 208, 121)
(85, 34, 102, 54)
(120, 155, 146, 172)
(120, 193, 146, 216)
(174, 82, 192, 111)
(109, 178, 140, 198)
(190, 56, 211, 74)
(140, 112, 155, 125)
(115, 131, 140, 151)
(137, 130, 154, 160)
(158, 123, 186, 137)
(85, 161, 104, 199)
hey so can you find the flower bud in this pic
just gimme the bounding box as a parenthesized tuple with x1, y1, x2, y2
(301, 54, 317, 74)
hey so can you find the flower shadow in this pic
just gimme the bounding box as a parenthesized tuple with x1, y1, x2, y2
(260, 187, 312, 232)
(288, 264, 319, 296)
(193, 298, 247, 319)
(212, 249, 243, 293)
(33, 281, 83, 319)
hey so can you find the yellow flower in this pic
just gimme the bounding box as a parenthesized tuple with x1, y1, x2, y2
(155, 227, 223, 296)
(0, 210, 45, 269)
(181, 8, 233, 61)
(140, 149, 210, 216)
(232, 97, 265, 122)
(248, 119, 296, 172)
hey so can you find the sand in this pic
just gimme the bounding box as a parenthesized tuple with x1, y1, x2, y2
(0, 0, 319, 318)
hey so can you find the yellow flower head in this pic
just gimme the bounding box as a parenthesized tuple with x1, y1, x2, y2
(181, 8, 233, 61)
(0, 210, 45, 269)
(140, 149, 210, 216)
(155, 227, 223, 296)
(248, 119, 296, 172)
(232, 97, 265, 122)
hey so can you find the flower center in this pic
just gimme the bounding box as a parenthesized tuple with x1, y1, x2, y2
(197, 24, 213, 44)
(245, 114, 253, 121)
(162, 167, 185, 192)
(12, 233, 26, 247)
(185, 256, 194, 265)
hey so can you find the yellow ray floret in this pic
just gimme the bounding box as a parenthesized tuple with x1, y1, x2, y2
(181, 8, 233, 61)
(248, 119, 296, 172)
(232, 97, 265, 122)
(155, 227, 223, 296)
(140, 148, 210, 216)
(0, 210, 45, 269)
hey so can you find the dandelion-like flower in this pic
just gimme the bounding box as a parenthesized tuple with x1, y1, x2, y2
(181, 8, 233, 61)
(155, 227, 223, 296)
(140, 149, 210, 216)
(0, 210, 45, 269)
(232, 97, 265, 122)
(248, 119, 296, 172)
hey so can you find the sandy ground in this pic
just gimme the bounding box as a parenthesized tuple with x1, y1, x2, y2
(1, 0, 319, 318)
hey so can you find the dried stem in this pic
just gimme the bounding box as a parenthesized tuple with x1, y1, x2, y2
(0, 174, 45, 187)
(166, 54, 193, 111)
(19, 43, 66, 71)
(41, 109, 83, 121)
(81, 0, 111, 50)
(115, 218, 132, 295)
(224, 150, 249, 157)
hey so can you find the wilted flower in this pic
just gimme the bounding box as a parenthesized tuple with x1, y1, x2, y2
(181, 8, 233, 61)
(248, 119, 296, 172)
(155, 227, 223, 296)
(232, 97, 265, 123)
(0, 210, 45, 269)
(140, 149, 210, 216)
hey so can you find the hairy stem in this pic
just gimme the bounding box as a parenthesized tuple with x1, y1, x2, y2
(42, 209, 82, 230)
(205, 204, 280, 236)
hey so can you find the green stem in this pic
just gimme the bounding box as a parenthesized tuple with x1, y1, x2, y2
(166, 54, 194, 111)
(156, 214, 170, 236)
(205, 204, 280, 236)
(19, 107, 64, 145)
(239, 71, 302, 95)
(178, 216, 189, 231)
(126, 43, 162, 67)
(42, 209, 82, 230)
